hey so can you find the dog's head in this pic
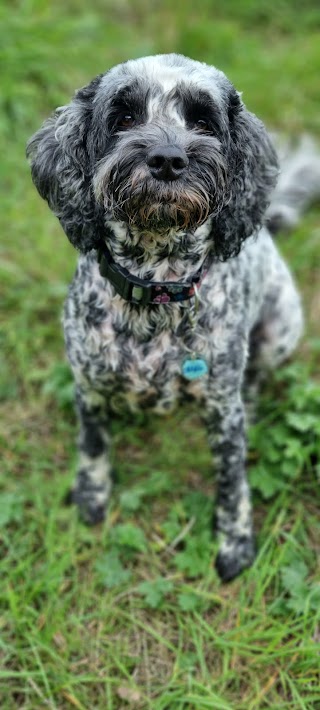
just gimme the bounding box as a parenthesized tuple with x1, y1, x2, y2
(27, 54, 278, 259)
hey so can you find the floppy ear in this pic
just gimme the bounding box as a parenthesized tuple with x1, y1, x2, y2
(26, 76, 104, 252)
(212, 90, 279, 259)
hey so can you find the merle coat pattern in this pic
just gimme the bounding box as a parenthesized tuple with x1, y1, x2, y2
(27, 54, 303, 581)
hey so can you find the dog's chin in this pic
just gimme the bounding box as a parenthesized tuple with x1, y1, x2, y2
(110, 188, 211, 234)
(127, 201, 203, 233)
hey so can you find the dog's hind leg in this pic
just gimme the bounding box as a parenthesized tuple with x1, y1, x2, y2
(244, 247, 303, 426)
(70, 388, 113, 524)
(249, 257, 303, 375)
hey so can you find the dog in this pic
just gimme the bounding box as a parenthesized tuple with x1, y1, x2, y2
(28, 53, 317, 581)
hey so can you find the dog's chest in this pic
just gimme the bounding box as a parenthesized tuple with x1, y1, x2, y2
(64, 281, 209, 414)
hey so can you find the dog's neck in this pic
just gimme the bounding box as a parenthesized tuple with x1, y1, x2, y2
(88, 218, 215, 341)
(102, 217, 213, 283)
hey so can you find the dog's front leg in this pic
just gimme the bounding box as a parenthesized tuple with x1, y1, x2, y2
(205, 393, 255, 581)
(71, 388, 113, 524)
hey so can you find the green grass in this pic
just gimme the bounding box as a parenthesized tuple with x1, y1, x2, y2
(1, 1, 320, 707)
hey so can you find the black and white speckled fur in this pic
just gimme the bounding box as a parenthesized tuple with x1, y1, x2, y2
(27, 54, 311, 581)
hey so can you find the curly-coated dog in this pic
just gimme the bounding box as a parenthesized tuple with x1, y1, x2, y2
(28, 53, 318, 581)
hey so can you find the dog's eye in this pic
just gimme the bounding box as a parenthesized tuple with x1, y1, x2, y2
(117, 114, 135, 129)
(195, 119, 209, 131)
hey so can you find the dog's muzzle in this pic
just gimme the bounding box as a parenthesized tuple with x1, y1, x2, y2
(93, 129, 226, 231)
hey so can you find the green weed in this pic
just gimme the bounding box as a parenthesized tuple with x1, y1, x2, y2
(249, 364, 320, 499)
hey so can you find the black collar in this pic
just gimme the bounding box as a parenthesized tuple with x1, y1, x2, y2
(98, 242, 208, 305)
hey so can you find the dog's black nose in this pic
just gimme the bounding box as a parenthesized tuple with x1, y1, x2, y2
(147, 145, 189, 181)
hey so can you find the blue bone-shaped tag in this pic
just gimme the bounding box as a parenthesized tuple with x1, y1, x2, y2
(182, 358, 208, 380)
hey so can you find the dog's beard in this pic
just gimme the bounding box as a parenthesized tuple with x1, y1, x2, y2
(113, 180, 211, 232)
(97, 175, 221, 234)
(94, 148, 227, 233)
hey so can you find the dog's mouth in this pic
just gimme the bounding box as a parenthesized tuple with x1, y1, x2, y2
(97, 174, 211, 232)
(122, 189, 211, 232)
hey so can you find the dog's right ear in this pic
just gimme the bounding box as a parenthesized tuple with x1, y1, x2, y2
(26, 76, 104, 252)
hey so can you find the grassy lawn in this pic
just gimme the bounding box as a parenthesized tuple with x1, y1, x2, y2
(1, 1, 320, 708)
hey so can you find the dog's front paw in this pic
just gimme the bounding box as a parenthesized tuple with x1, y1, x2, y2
(66, 486, 108, 525)
(215, 535, 256, 582)
(66, 463, 113, 525)
(74, 490, 106, 525)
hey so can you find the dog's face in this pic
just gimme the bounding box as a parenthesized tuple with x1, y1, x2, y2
(91, 56, 231, 234)
(27, 54, 278, 259)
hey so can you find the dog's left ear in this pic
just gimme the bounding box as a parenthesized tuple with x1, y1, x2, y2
(212, 88, 279, 259)
(26, 76, 104, 252)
